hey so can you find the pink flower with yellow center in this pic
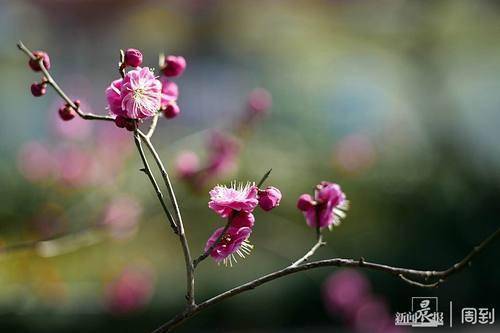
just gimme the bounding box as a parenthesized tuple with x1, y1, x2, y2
(106, 67, 162, 120)
(297, 181, 349, 230)
(205, 226, 253, 266)
(208, 182, 258, 218)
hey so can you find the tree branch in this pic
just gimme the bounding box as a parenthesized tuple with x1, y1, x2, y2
(146, 113, 160, 139)
(137, 130, 195, 307)
(133, 131, 178, 233)
(17, 41, 114, 122)
(151, 226, 500, 333)
(290, 234, 325, 267)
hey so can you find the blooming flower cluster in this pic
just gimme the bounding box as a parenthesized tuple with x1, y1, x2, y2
(106, 48, 186, 130)
(206, 182, 282, 266)
(297, 181, 349, 230)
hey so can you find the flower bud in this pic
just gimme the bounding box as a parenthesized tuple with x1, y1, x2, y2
(258, 186, 282, 211)
(163, 102, 180, 119)
(124, 48, 143, 67)
(297, 194, 314, 211)
(29, 51, 51, 72)
(161, 55, 186, 77)
(58, 104, 75, 121)
(30, 82, 46, 97)
(248, 88, 272, 115)
(114, 116, 127, 128)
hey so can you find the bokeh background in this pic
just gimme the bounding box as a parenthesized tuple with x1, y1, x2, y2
(1, 0, 499, 332)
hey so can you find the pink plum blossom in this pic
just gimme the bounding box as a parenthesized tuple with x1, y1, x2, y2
(102, 196, 142, 240)
(31, 82, 46, 97)
(105, 264, 155, 314)
(28, 51, 50, 72)
(230, 211, 255, 228)
(247, 88, 272, 115)
(323, 269, 370, 318)
(124, 48, 143, 67)
(258, 186, 282, 211)
(206, 131, 240, 176)
(176, 151, 200, 179)
(106, 67, 162, 120)
(297, 181, 348, 230)
(17, 141, 54, 182)
(204, 225, 253, 266)
(159, 76, 179, 108)
(161, 55, 186, 77)
(208, 182, 258, 218)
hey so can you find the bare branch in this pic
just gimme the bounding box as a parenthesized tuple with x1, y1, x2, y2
(151, 227, 500, 333)
(257, 168, 272, 188)
(17, 41, 114, 122)
(290, 234, 325, 267)
(193, 219, 231, 268)
(137, 130, 195, 307)
(146, 113, 160, 139)
(134, 131, 178, 233)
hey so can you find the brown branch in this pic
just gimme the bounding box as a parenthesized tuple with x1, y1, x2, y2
(151, 226, 500, 333)
(193, 219, 231, 268)
(146, 113, 160, 139)
(134, 131, 178, 234)
(290, 234, 325, 267)
(137, 130, 195, 307)
(17, 41, 114, 122)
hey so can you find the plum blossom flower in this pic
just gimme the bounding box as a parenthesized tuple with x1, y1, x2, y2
(159, 76, 179, 108)
(258, 186, 282, 211)
(204, 225, 253, 266)
(106, 67, 162, 120)
(28, 51, 50, 72)
(230, 211, 255, 228)
(297, 181, 349, 230)
(124, 48, 143, 67)
(105, 264, 155, 314)
(161, 55, 186, 77)
(208, 182, 258, 218)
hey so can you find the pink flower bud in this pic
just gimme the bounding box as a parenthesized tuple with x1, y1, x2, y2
(124, 48, 143, 67)
(114, 116, 127, 128)
(29, 51, 51, 72)
(163, 102, 180, 119)
(162, 55, 186, 77)
(258, 186, 282, 211)
(30, 82, 46, 97)
(58, 104, 75, 121)
(248, 88, 272, 115)
(297, 194, 314, 211)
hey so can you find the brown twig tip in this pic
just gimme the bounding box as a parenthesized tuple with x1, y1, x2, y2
(257, 168, 272, 188)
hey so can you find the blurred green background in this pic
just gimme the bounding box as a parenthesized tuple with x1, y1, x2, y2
(0, 0, 499, 332)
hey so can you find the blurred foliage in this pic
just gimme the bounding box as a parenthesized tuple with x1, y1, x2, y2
(0, 0, 499, 332)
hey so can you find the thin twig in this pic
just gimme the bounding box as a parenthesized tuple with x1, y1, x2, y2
(151, 226, 500, 333)
(137, 130, 195, 307)
(146, 113, 160, 139)
(193, 219, 231, 268)
(257, 168, 272, 188)
(134, 131, 178, 233)
(17, 41, 114, 122)
(289, 234, 325, 267)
